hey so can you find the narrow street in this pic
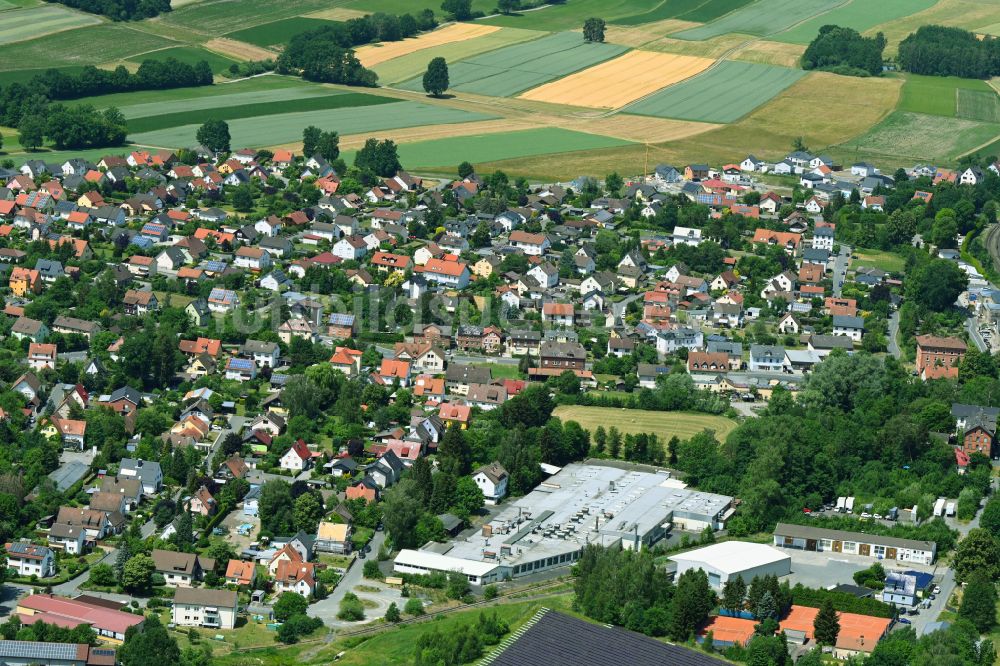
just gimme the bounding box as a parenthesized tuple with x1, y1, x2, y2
(888, 310, 901, 359)
(308, 530, 388, 627)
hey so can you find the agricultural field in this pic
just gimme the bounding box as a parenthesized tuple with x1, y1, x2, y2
(81, 75, 316, 111)
(518, 51, 713, 109)
(127, 92, 393, 134)
(0, 5, 101, 45)
(342, 127, 633, 171)
(774, 0, 938, 44)
(957, 89, 1000, 123)
(356, 23, 499, 69)
(0, 24, 177, 71)
(614, 0, 753, 26)
(373, 27, 540, 84)
(835, 111, 1000, 166)
(341, 0, 495, 19)
(872, 0, 1000, 54)
(160, 0, 330, 34)
(552, 406, 738, 443)
(129, 101, 495, 149)
(397, 32, 627, 97)
(224, 17, 335, 49)
(0, 66, 87, 87)
(672, 0, 841, 41)
(125, 46, 237, 74)
(627, 60, 805, 123)
(897, 73, 993, 117)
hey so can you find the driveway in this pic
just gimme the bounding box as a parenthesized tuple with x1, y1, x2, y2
(966, 317, 989, 353)
(832, 244, 851, 298)
(308, 529, 389, 625)
(204, 415, 246, 472)
(887, 310, 901, 359)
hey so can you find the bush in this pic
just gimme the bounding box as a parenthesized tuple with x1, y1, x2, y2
(337, 592, 366, 621)
(273, 592, 309, 622)
(483, 585, 499, 600)
(404, 597, 425, 616)
(363, 560, 384, 580)
(89, 563, 116, 587)
(277, 613, 324, 644)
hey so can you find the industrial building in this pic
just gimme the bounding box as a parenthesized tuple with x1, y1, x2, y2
(669, 541, 791, 589)
(394, 462, 734, 584)
(772, 523, 937, 565)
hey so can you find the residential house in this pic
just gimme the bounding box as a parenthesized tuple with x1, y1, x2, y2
(915, 335, 966, 380)
(4, 541, 55, 578)
(472, 463, 508, 505)
(172, 588, 237, 630)
(151, 549, 211, 588)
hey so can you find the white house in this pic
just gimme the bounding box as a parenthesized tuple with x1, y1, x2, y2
(740, 155, 764, 172)
(333, 235, 369, 261)
(832, 315, 864, 342)
(672, 226, 702, 246)
(812, 226, 835, 251)
(280, 439, 313, 473)
(4, 541, 55, 578)
(421, 258, 470, 289)
(118, 458, 162, 495)
(508, 230, 550, 256)
(777, 313, 799, 335)
(472, 462, 509, 505)
(172, 588, 238, 630)
(749, 345, 787, 373)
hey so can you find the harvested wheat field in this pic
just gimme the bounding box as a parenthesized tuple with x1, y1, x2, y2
(205, 38, 277, 62)
(305, 7, 371, 21)
(356, 23, 500, 69)
(731, 40, 806, 68)
(551, 114, 719, 143)
(605, 19, 701, 48)
(519, 51, 714, 109)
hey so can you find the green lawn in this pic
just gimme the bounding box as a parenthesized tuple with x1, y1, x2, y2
(628, 60, 805, 123)
(0, 66, 87, 87)
(956, 88, 1000, 123)
(0, 23, 178, 71)
(672, 0, 840, 40)
(553, 405, 738, 442)
(835, 110, 1000, 165)
(853, 250, 906, 273)
(127, 92, 394, 133)
(127, 46, 238, 74)
(774, 0, 938, 44)
(0, 5, 101, 45)
(225, 17, 336, 48)
(897, 73, 992, 117)
(129, 100, 496, 148)
(373, 26, 542, 85)
(342, 127, 632, 171)
(397, 31, 627, 97)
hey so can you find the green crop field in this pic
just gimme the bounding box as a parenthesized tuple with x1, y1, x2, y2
(774, 0, 938, 44)
(225, 17, 336, 48)
(0, 23, 177, 71)
(628, 60, 805, 123)
(0, 5, 102, 45)
(957, 89, 1000, 123)
(161, 0, 330, 33)
(126, 46, 238, 74)
(615, 0, 753, 26)
(397, 31, 627, 97)
(0, 66, 87, 87)
(553, 405, 738, 443)
(897, 73, 992, 117)
(374, 27, 541, 84)
(342, 127, 632, 170)
(79, 75, 314, 109)
(127, 92, 394, 133)
(0, 0, 18, 10)
(111, 81, 338, 118)
(343, 0, 495, 17)
(672, 0, 840, 40)
(836, 111, 1000, 165)
(479, 0, 660, 30)
(129, 101, 496, 149)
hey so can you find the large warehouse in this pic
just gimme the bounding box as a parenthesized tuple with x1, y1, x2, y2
(394, 462, 734, 584)
(669, 541, 791, 589)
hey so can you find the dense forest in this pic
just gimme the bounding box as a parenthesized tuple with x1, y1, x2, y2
(898, 25, 1000, 78)
(801, 25, 885, 77)
(43, 0, 170, 21)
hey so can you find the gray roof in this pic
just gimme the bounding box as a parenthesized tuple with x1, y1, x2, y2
(773, 522, 935, 552)
(0, 641, 85, 661)
(832, 315, 865, 329)
(173, 587, 238, 608)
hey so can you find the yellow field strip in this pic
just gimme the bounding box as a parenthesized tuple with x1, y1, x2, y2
(356, 23, 500, 68)
(518, 50, 714, 109)
(204, 37, 278, 62)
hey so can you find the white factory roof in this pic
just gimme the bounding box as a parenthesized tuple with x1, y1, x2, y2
(395, 549, 500, 577)
(669, 541, 789, 575)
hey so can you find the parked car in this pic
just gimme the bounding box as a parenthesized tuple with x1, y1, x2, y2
(898, 618, 912, 625)
(933, 585, 941, 594)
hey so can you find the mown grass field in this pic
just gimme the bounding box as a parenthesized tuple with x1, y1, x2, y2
(854, 250, 907, 273)
(374, 27, 540, 84)
(224, 17, 336, 48)
(127, 92, 394, 133)
(615, 0, 753, 26)
(160, 0, 330, 33)
(126, 46, 238, 74)
(343, 127, 632, 171)
(897, 73, 993, 117)
(478, 0, 662, 31)
(872, 0, 1000, 54)
(672, 0, 840, 40)
(0, 5, 101, 45)
(397, 31, 627, 97)
(0, 66, 87, 87)
(553, 405, 738, 443)
(343, 0, 495, 19)
(130, 101, 495, 149)
(628, 60, 805, 123)
(774, 0, 938, 44)
(836, 111, 1000, 166)
(0, 23, 177, 71)
(957, 89, 1000, 123)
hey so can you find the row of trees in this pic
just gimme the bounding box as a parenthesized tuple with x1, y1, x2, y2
(43, 0, 170, 20)
(801, 25, 885, 77)
(898, 25, 1000, 78)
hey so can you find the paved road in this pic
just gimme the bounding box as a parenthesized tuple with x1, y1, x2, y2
(375, 345, 519, 367)
(887, 310, 901, 359)
(966, 317, 988, 353)
(52, 548, 118, 597)
(309, 529, 386, 625)
(204, 415, 246, 472)
(832, 244, 851, 298)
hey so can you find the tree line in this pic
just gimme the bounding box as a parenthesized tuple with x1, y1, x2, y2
(899, 25, 1000, 78)
(801, 25, 885, 77)
(43, 0, 170, 21)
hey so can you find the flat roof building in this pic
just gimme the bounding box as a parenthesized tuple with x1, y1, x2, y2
(773, 522, 936, 565)
(669, 541, 791, 589)
(394, 462, 733, 584)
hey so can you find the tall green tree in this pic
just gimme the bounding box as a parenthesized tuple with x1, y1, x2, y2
(583, 17, 606, 42)
(954, 529, 1000, 582)
(959, 572, 998, 633)
(316, 130, 340, 160)
(302, 125, 322, 157)
(422, 57, 450, 97)
(441, 0, 472, 20)
(18, 116, 46, 151)
(438, 425, 472, 476)
(196, 119, 231, 154)
(119, 615, 181, 666)
(721, 576, 747, 614)
(813, 599, 840, 646)
(668, 569, 712, 641)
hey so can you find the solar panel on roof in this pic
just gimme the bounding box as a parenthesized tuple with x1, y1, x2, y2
(228, 358, 254, 370)
(204, 261, 227, 272)
(0, 641, 78, 660)
(328, 313, 354, 325)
